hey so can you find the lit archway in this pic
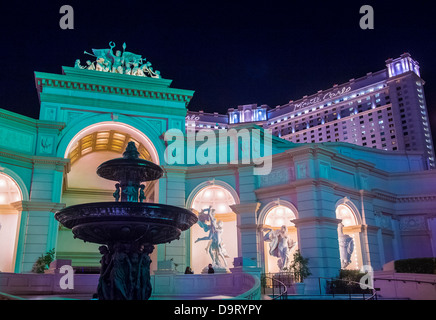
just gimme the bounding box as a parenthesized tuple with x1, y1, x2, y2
(62, 124, 159, 205)
(64, 121, 160, 164)
(260, 200, 298, 273)
(336, 204, 358, 227)
(0, 172, 23, 272)
(188, 183, 238, 273)
(335, 198, 363, 270)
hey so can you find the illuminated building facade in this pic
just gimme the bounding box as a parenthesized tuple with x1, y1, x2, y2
(0, 51, 435, 296)
(187, 53, 435, 169)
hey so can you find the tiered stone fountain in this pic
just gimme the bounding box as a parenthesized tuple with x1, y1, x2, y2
(55, 142, 197, 300)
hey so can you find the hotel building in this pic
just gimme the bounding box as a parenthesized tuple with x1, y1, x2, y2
(187, 53, 435, 169)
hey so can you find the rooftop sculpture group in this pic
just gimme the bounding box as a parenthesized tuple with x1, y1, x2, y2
(75, 41, 161, 78)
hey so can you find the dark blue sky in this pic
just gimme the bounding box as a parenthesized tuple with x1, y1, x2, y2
(1, 1, 435, 139)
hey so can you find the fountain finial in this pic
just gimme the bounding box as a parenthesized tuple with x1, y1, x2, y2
(123, 141, 140, 159)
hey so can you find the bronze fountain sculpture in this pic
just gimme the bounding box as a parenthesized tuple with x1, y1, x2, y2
(55, 142, 198, 300)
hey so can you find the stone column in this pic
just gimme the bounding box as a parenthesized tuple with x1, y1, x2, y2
(357, 225, 381, 269)
(230, 202, 261, 271)
(392, 215, 402, 260)
(292, 216, 342, 294)
(158, 166, 188, 273)
(12, 201, 65, 273)
(12, 155, 69, 273)
(374, 212, 386, 267)
(358, 191, 382, 270)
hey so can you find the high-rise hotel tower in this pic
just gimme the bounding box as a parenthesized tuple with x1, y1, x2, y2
(187, 53, 435, 169)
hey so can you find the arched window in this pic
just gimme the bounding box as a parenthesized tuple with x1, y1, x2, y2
(336, 204, 358, 227)
(264, 205, 296, 228)
(0, 172, 22, 204)
(190, 184, 238, 273)
(335, 199, 362, 270)
(0, 172, 23, 272)
(191, 185, 236, 214)
(262, 203, 298, 273)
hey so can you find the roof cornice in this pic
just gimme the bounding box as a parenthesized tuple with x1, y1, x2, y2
(34, 67, 194, 105)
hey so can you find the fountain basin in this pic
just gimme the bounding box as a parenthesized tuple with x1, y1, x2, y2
(55, 202, 198, 244)
(96, 158, 164, 182)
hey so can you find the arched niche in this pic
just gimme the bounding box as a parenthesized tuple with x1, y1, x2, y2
(335, 197, 363, 270)
(187, 181, 239, 273)
(0, 172, 23, 272)
(57, 121, 161, 270)
(62, 121, 161, 205)
(259, 199, 299, 274)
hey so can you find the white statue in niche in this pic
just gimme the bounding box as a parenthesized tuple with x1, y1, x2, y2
(338, 223, 354, 269)
(195, 206, 230, 269)
(263, 225, 296, 270)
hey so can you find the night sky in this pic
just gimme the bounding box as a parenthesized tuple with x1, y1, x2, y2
(1, 1, 435, 140)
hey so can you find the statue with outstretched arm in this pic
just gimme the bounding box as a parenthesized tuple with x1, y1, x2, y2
(107, 42, 126, 74)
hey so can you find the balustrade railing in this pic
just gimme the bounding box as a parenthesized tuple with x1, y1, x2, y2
(320, 276, 377, 300)
(261, 273, 378, 300)
(261, 272, 293, 300)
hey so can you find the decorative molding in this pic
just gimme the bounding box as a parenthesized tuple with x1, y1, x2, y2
(343, 225, 364, 233)
(213, 212, 237, 222)
(399, 215, 428, 231)
(237, 224, 259, 231)
(396, 194, 436, 203)
(295, 162, 309, 179)
(38, 135, 55, 155)
(32, 156, 71, 173)
(35, 76, 193, 105)
(62, 187, 113, 197)
(0, 109, 65, 131)
(371, 189, 397, 203)
(36, 120, 66, 132)
(0, 109, 38, 128)
(291, 216, 342, 226)
(41, 93, 189, 117)
(11, 200, 65, 213)
(0, 148, 71, 172)
(254, 183, 296, 199)
(0, 204, 20, 214)
(0, 148, 33, 169)
(258, 166, 295, 188)
(400, 230, 431, 237)
(381, 229, 394, 236)
(361, 224, 380, 233)
(230, 202, 261, 215)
